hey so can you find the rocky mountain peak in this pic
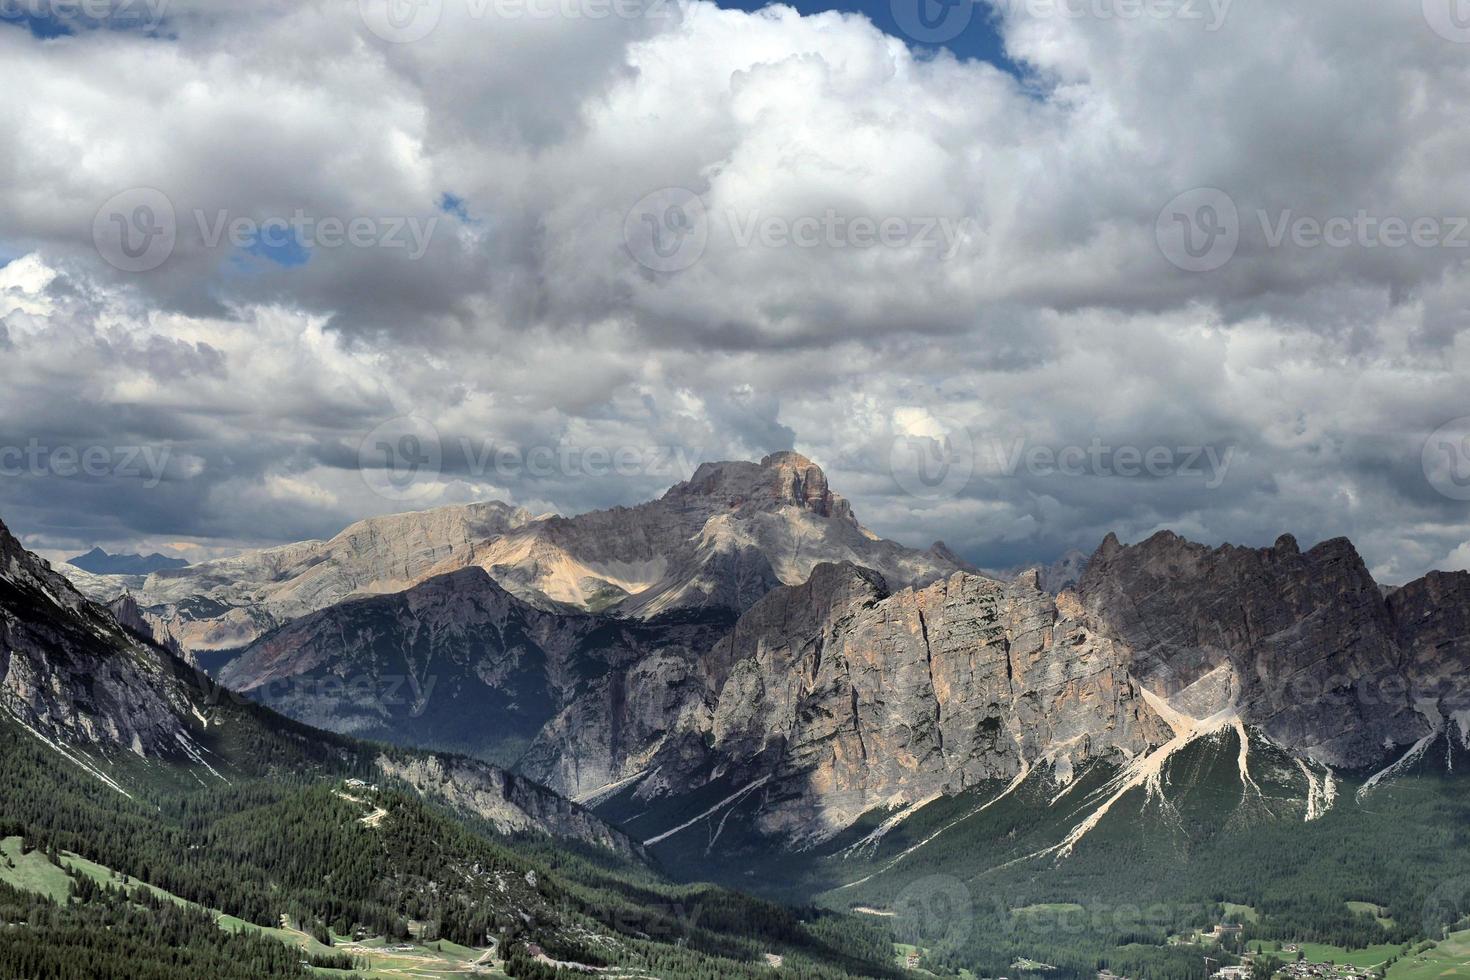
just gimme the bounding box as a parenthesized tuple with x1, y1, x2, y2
(668, 451, 854, 521)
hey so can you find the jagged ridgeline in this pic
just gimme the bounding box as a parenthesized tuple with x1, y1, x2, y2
(35, 455, 1470, 979)
(0, 516, 902, 979)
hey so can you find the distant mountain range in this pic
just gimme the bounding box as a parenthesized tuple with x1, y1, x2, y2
(66, 546, 188, 575)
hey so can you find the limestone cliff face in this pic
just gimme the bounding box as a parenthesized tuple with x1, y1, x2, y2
(700, 566, 1168, 840)
(1073, 530, 1470, 768)
(522, 563, 1170, 842)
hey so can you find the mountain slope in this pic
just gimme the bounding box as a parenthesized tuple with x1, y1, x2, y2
(560, 529, 1470, 890)
(0, 514, 638, 854)
(567, 563, 1175, 846)
(1075, 530, 1470, 768)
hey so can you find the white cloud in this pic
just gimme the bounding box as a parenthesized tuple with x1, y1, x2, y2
(1, 0, 1468, 581)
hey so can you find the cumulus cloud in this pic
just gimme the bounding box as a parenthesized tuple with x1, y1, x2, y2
(1, 0, 1468, 582)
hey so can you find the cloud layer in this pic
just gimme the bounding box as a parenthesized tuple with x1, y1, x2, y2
(2, 0, 1469, 582)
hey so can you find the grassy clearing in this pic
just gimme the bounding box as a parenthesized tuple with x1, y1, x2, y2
(1295, 941, 1404, 969)
(1223, 902, 1261, 924)
(1386, 930, 1470, 980)
(1347, 901, 1397, 929)
(0, 837, 72, 903)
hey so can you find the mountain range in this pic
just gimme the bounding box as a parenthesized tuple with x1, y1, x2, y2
(65, 546, 189, 576)
(18, 452, 1470, 977)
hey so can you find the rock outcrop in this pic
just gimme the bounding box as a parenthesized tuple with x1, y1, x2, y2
(375, 752, 645, 859)
(0, 517, 198, 758)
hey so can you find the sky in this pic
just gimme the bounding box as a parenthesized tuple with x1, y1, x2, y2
(2, 0, 1470, 583)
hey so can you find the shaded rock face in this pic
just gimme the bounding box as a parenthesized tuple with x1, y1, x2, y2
(223, 565, 734, 769)
(1073, 531, 1470, 768)
(0, 518, 198, 759)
